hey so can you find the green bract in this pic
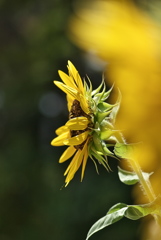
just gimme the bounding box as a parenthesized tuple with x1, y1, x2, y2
(85, 80, 121, 170)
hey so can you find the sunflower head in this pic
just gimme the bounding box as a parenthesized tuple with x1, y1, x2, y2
(51, 61, 120, 186)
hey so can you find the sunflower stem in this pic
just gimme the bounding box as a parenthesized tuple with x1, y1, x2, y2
(119, 134, 161, 226)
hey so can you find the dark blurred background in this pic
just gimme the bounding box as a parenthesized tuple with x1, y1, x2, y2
(0, 0, 140, 239)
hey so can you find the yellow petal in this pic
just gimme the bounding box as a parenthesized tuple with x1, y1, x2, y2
(67, 61, 84, 93)
(51, 131, 70, 146)
(54, 81, 79, 100)
(67, 95, 73, 111)
(81, 141, 89, 181)
(59, 146, 76, 163)
(64, 146, 86, 185)
(65, 117, 89, 130)
(63, 131, 89, 145)
(79, 94, 90, 114)
(55, 125, 68, 135)
(64, 149, 81, 176)
(58, 70, 76, 89)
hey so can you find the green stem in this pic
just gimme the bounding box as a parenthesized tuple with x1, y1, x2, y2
(117, 132, 161, 225)
(129, 159, 155, 202)
(129, 158, 161, 226)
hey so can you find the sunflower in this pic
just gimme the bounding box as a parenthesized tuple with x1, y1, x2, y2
(51, 61, 120, 186)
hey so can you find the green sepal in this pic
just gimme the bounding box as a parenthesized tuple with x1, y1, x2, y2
(100, 119, 114, 129)
(85, 76, 93, 95)
(118, 166, 153, 185)
(94, 121, 100, 131)
(101, 85, 114, 101)
(97, 110, 112, 123)
(97, 102, 114, 112)
(100, 129, 113, 141)
(93, 132, 113, 157)
(93, 132, 103, 152)
(90, 146, 110, 171)
(91, 80, 104, 96)
(93, 90, 105, 105)
(102, 141, 113, 156)
(109, 90, 121, 124)
(100, 129, 120, 141)
(92, 82, 106, 104)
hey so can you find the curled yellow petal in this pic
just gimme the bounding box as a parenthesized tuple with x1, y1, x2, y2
(65, 117, 89, 130)
(63, 131, 89, 146)
(64, 140, 88, 186)
(59, 146, 76, 163)
(54, 81, 79, 100)
(51, 131, 70, 146)
(64, 149, 82, 177)
(67, 60, 84, 93)
(58, 70, 76, 89)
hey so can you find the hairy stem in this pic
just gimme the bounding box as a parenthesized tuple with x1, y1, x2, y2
(117, 133, 161, 225)
(128, 158, 161, 226)
(129, 158, 155, 202)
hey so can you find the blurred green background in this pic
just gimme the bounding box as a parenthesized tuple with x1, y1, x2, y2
(0, 0, 140, 239)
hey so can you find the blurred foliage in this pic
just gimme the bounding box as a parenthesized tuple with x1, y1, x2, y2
(0, 0, 140, 239)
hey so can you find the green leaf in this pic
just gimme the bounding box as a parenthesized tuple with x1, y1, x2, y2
(86, 206, 127, 240)
(125, 206, 144, 220)
(118, 166, 153, 185)
(86, 198, 161, 239)
(107, 203, 128, 214)
(125, 201, 159, 220)
(114, 142, 138, 160)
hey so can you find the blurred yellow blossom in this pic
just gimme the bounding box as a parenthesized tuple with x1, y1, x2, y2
(70, 0, 161, 194)
(69, 0, 161, 238)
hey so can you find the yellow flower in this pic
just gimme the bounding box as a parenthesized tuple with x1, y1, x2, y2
(51, 61, 119, 186)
